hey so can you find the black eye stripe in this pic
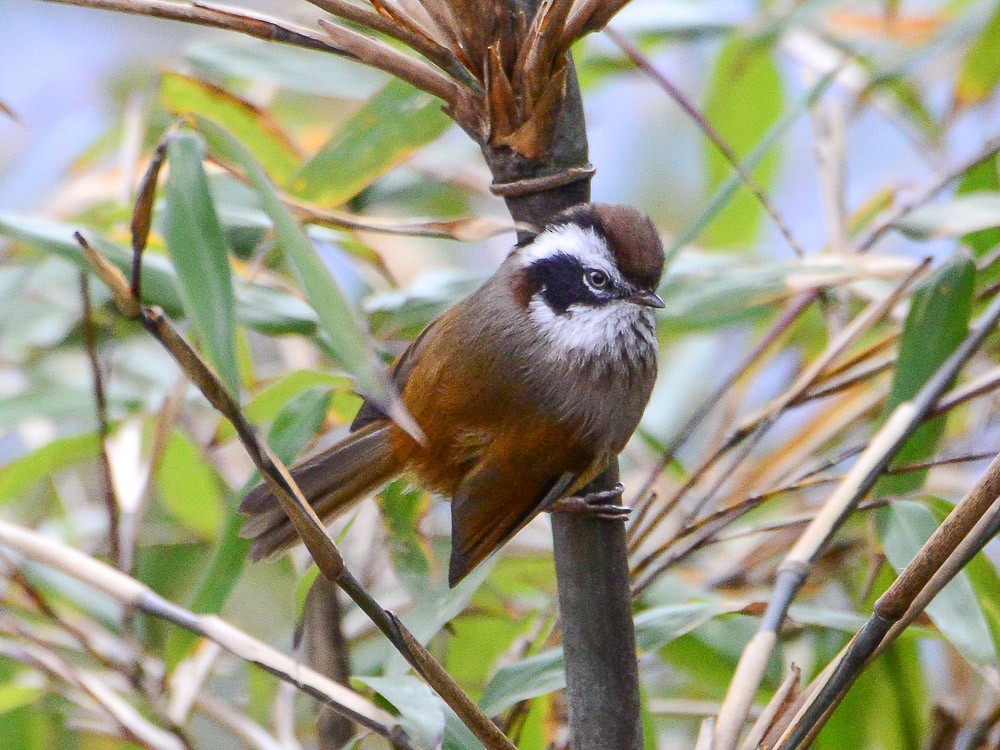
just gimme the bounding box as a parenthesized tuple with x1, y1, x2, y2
(527, 253, 614, 314)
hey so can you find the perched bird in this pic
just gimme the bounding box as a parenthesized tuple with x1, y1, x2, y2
(240, 202, 665, 586)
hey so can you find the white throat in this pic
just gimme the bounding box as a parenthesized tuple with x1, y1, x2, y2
(527, 296, 657, 367)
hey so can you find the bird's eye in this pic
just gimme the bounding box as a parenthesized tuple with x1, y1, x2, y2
(585, 269, 609, 290)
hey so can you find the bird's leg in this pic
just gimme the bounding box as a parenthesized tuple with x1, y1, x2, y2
(549, 482, 630, 521)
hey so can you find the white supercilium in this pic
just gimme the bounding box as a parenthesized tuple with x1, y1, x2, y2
(518, 223, 625, 287)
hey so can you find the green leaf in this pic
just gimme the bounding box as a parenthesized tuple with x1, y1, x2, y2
(216, 369, 353, 442)
(164, 387, 331, 669)
(925, 496, 1000, 662)
(701, 39, 783, 248)
(877, 255, 974, 496)
(385, 558, 497, 676)
(355, 676, 444, 750)
(0, 213, 318, 336)
(0, 213, 184, 316)
(479, 602, 724, 716)
(669, 70, 833, 259)
(876, 500, 997, 668)
(291, 79, 451, 206)
(378, 480, 433, 594)
(195, 117, 401, 417)
(0, 432, 100, 505)
(956, 156, 1000, 262)
(159, 72, 299, 184)
(0, 683, 42, 718)
(895, 192, 1000, 240)
(956, 2, 1000, 106)
(164, 131, 240, 396)
(186, 40, 388, 100)
(157, 430, 224, 540)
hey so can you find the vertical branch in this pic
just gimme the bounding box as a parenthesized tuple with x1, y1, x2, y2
(301, 577, 355, 750)
(551, 465, 643, 750)
(479, 4, 641, 748)
(80, 272, 123, 568)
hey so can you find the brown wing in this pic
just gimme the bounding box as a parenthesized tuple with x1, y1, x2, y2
(447, 429, 609, 586)
(447, 465, 574, 587)
(351, 317, 443, 431)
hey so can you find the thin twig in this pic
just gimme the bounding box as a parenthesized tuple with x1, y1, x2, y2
(856, 134, 1000, 252)
(80, 272, 122, 568)
(632, 262, 926, 583)
(0, 518, 413, 748)
(0, 621, 189, 750)
(606, 26, 805, 258)
(42, 0, 463, 106)
(76, 233, 516, 750)
(43, 0, 335, 50)
(316, 18, 463, 106)
(303, 0, 477, 88)
(628, 291, 819, 550)
(287, 195, 514, 241)
(772, 451, 1000, 748)
(712, 289, 1000, 750)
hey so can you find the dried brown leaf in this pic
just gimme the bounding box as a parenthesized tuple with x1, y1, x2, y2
(486, 44, 517, 142)
(497, 59, 567, 159)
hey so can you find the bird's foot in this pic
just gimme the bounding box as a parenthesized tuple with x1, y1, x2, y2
(550, 483, 629, 521)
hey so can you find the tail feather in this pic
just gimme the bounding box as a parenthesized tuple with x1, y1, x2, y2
(239, 422, 401, 561)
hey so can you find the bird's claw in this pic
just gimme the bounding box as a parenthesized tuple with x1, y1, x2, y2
(550, 483, 630, 521)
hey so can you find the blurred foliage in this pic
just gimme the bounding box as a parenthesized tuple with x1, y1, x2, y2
(2, 1, 1000, 749)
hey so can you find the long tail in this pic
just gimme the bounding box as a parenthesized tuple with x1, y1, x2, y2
(239, 422, 402, 561)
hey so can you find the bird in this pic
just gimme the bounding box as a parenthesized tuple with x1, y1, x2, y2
(239, 202, 665, 587)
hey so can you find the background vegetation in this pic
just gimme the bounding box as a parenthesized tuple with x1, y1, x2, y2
(2, 0, 1000, 748)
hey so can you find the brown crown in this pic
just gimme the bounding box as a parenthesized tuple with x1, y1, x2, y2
(548, 203, 664, 291)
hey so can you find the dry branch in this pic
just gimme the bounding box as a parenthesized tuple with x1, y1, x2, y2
(44, 0, 334, 50)
(0, 519, 409, 747)
(74, 232, 516, 749)
(712, 289, 1000, 750)
(80, 272, 122, 568)
(631, 261, 928, 590)
(772, 451, 1000, 748)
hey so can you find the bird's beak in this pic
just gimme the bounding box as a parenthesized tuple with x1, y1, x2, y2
(628, 290, 665, 308)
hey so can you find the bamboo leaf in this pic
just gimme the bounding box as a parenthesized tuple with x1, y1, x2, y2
(159, 72, 300, 184)
(291, 79, 451, 206)
(0, 212, 319, 335)
(895, 192, 1000, 240)
(157, 430, 224, 540)
(378, 479, 434, 596)
(0, 433, 100, 504)
(356, 676, 444, 750)
(164, 131, 241, 396)
(701, 39, 783, 248)
(956, 2, 1000, 107)
(215, 369, 355, 443)
(876, 500, 997, 668)
(877, 255, 974, 496)
(478, 602, 724, 716)
(164, 387, 331, 669)
(956, 156, 1000, 268)
(0, 684, 42, 718)
(0, 213, 185, 316)
(925, 496, 1000, 661)
(194, 116, 407, 424)
(186, 40, 388, 99)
